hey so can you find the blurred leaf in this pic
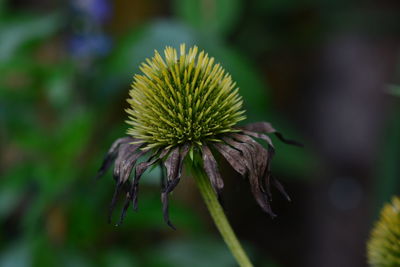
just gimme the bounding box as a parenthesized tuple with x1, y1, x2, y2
(0, 241, 32, 267)
(45, 64, 75, 109)
(0, 187, 19, 219)
(387, 84, 400, 97)
(374, 106, 400, 216)
(99, 20, 197, 99)
(101, 20, 270, 121)
(172, 0, 241, 36)
(0, 13, 61, 63)
(198, 42, 270, 121)
(101, 250, 139, 267)
(145, 237, 236, 267)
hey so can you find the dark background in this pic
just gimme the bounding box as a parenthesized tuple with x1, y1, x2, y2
(1, 0, 400, 266)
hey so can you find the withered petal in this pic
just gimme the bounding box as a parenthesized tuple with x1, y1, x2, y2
(118, 150, 165, 225)
(164, 147, 180, 185)
(161, 192, 176, 230)
(272, 176, 291, 202)
(249, 175, 276, 218)
(241, 130, 274, 149)
(131, 153, 164, 210)
(114, 142, 144, 183)
(213, 143, 247, 176)
(108, 181, 122, 223)
(96, 137, 134, 179)
(224, 134, 276, 217)
(240, 122, 303, 147)
(161, 144, 190, 229)
(202, 145, 224, 199)
(119, 149, 147, 184)
(240, 122, 276, 133)
(230, 133, 268, 177)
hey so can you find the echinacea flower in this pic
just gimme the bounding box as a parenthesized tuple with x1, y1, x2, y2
(96, 44, 301, 229)
(367, 196, 400, 266)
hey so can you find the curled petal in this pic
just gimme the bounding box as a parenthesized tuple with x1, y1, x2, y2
(224, 134, 275, 217)
(119, 149, 147, 184)
(164, 147, 180, 187)
(240, 122, 303, 147)
(230, 133, 268, 177)
(118, 150, 166, 226)
(272, 176, 291, 202)
(113, 143, 143, 183)
(96, 137, 134, 179)
(162, 144, 190, 229)
(241, 130, 274, 149)
(108, 181, 122, 223)
(202, 145, 224, 200)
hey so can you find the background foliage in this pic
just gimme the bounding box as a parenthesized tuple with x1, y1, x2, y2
(1, 0, 399, 266)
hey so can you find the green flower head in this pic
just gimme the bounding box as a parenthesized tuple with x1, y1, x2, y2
(96, 44, 301, 228)
(368, 196, 400, 266)
(126, 44, 246, 150)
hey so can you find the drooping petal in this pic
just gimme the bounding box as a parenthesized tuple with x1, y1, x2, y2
(164, 147, 180, 188)
(113, 142, 143, 183)
(223, 134, 276, 217)
(271, 176, 291, 202)
(117, 149, 168, 226)
(202, 145, 224, 200)
(132, 149, 169, 209)
(240, 130, 274, 149)
(161, 144, 190, 229)
(213, 143, 247, 176)
(96, 137, 134, 179)
(230, 133, 267, 177)
(239, 122, 303, 147)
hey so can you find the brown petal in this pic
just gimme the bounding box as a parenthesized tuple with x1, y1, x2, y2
(226, 134, 276, 217)
(213, 143, 247, 176)
(113, 143, 144, 183)
(241, 130, 274, 149)
(272, 176, 291, 202)
(119, 149, 147, 183)
(230, 133, 268, 177)
(161, 144, 190, 229)
(202, 145, 224, 199)
(96, 137, 134, 179)
(248, 172, 276, 217)
(117, 151, 164, 225)
(164, 147, 180, 187)
(108, 181, 122, 224)
(132, 150, 168, 210)
(240, 122, 276, 133)
(240, 122, 303, 147)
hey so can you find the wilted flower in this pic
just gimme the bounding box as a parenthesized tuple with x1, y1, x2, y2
(97, 44, 301, 228)
(367, 196, 400, 266)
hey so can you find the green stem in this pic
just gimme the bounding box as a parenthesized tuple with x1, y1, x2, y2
(193, 169, 254, 267)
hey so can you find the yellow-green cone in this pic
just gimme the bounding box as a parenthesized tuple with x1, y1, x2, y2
(125, 44, 246, 150)
(368, 197, 400, 267)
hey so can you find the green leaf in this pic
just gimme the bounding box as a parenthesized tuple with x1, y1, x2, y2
(0, 13, 61, 63)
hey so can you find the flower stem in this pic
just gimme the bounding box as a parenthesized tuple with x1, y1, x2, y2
(193, 169, 254, 267)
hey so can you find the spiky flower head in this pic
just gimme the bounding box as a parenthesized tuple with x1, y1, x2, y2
(368, 197, 400, 266)
(96, 44, 301, 228)
(126, 44, 245, 150)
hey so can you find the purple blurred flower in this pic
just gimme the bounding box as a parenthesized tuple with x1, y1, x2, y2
(72, 0, 111, 23)
(69, 34, 112, 58)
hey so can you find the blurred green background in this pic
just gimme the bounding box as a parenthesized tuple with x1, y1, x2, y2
(1, 0, 399, 266)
